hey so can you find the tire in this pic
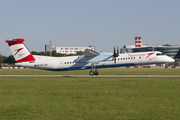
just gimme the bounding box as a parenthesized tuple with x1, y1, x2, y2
(165, 64, 168, 69)
(94, 71, 98, 75)
(89, 71, 94, 76)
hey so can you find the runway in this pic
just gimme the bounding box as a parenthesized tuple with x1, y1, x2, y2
(0, 75, 180, 77)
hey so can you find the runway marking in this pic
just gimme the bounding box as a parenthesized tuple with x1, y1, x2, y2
(0, 75, 180, 77)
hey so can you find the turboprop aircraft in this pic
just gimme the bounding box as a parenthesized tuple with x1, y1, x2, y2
(6, 38, 175, 76)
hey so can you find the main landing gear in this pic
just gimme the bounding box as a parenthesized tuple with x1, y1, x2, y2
(165, 64, 168, 69)
(89, 64, 99, 76)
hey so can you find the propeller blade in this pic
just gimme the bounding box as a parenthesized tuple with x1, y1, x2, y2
(117, 46, 119, 55)
(113, 46, 119, 66)
(114, 58, 116, 66)
(114, 47, 116, 55)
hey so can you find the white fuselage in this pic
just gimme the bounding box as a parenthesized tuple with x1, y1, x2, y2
(15, 51, 175, 71)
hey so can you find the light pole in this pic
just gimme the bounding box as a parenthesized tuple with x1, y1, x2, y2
(49, 41, 52, 57)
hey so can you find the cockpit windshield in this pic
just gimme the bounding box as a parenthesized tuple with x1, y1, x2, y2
(156, 53, 164, 56)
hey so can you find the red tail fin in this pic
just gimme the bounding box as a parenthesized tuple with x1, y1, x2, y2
(6, 38, 36, 63)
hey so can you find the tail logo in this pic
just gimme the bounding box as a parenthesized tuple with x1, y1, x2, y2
(14, 48, 24, 55)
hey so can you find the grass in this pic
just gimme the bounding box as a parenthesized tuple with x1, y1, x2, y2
(0, 67, 180, 75)
(0, 77, 180, 120)
(0, 68, 180, 119)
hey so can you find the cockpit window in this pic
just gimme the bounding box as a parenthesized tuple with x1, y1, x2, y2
(156, 53, 162, 56)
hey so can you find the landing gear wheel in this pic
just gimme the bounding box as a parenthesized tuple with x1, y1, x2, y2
(94, 71, 98, 75)
(165, 64, 168, 69)
(89, 64, 99, 76)
(89, 71, 94, 76)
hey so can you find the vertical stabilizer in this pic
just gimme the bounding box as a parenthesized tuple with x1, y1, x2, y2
(6, 38, 35, 63)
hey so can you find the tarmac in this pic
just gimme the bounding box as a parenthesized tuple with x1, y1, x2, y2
(0, 75, 180, 77)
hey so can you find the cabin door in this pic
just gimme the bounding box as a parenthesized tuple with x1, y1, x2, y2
(138, 57, 142, 64)
(59, 61, 64, 68)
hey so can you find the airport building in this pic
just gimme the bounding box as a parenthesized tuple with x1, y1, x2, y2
(55, 46, 95, 54)
(45, 44, 56, 53)
(45, 44, 95, 54)
(118, 37, 180, 62)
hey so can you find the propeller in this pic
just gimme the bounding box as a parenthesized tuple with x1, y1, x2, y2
(113, 46, 119, 65)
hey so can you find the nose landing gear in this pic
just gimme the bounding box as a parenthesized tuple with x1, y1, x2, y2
(165, 64, 168, 69)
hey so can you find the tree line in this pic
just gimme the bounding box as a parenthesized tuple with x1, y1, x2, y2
(0, 50, 84, 68)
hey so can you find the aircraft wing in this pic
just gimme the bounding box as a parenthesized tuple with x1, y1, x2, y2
(75, 49, 112, 64)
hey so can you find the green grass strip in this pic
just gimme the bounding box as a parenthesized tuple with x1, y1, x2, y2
(0, 77, 180, 120)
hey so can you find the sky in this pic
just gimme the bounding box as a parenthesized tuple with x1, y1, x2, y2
(0, 0, 180, 56)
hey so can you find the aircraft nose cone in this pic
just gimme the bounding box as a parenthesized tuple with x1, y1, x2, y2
(169, 58, 175, 63)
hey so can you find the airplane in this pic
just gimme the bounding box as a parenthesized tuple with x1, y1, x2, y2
(6, 38, 175, 76)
